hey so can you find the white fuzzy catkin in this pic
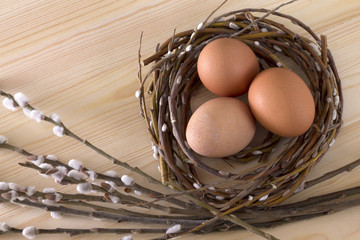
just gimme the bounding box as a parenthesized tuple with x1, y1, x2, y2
(166, 224, 181, 234)
(2, 98, 17, 111)
(105, 181, 116, 193)
(0, 135, 8, 144)
(23, 108, 32, 118)
(216, 196, 225, 200)
(30, 110, 44, 123)
(43, 188, 56, 193)
(252, 150, 262, 156)
(135, 90, 141, 99)
(9, 190, 18, 201)
(51, 166, 67, 183)
(185, 44, 192, 52)
(46, 155, 58, 161)
(152, 145, 158, 154)
(22, 226, 37, 239)
(50, 211, 62, 219)
(309, 42, 321, 56)
(259, 195, 269, 201)
(17, 196, 26, 201)
(0, 222, 10, 232)
(104, 170, 118, 178)
(14, 92, 29, 107)
(49, 113, 61, 123)
(229, 22, 240, 29)
(121, 175, 134, 186)
(76, 182, 92, 193)
(332, 109, 337, 121)
(67, 170, 84, 181)
(193, 183, 201, 189)
(0, 182, 9, 191)
(39, 163, 52, 170)
(161, 123, 167, 132)
(68, 159, 83, 170)
(32, 156, 44, 166)
(329, 139, 336, 147)
(109, 195, 120, 203)
(273, 45, 282, 52)
(333, 87, 337, 96)
(190, 32, 196, 41)
(54, 193, 63, 202)
(53, 126, 64, 137)
(121, 235, 133, 240)
(86, 171, 97, 181)
(26, 186, 36, 196)
(218, 171, 229, 176)
(134, 190, 142, 196)
(334, 95, 340, 107)
(8, 183, 19, 191)
(42, 199, 55, 205)
(57, 166, 68, 174)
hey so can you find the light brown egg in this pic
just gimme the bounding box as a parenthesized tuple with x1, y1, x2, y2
(185, 97, 256, 158)
(197, 38, 259, 97)
(248, 68, 315, 137)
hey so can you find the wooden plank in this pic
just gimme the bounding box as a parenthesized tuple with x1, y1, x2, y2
(0, 0, 359, 239)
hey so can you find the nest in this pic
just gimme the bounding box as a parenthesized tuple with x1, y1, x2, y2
(138, 8, 343, 211)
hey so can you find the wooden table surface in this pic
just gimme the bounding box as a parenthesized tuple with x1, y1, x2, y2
(0, 0, 360, 239)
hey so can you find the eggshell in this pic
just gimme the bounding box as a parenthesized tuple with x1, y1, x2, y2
(185, 97, 256, 158)
(197, 38, 259, 97)
(248, 68, 315, 137)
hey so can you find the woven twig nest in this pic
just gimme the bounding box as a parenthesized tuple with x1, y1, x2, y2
(138, 8, 343, 211)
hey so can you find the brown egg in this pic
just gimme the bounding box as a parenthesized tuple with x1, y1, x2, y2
(185, 97, 256, 158)
(197, 38, 259, 97)
(248, 68, 315, 137)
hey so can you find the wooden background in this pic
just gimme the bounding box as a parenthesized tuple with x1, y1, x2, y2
(0, 0, 360, 239)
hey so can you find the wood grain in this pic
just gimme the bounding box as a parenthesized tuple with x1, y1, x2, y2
(0, 0, 359, 239)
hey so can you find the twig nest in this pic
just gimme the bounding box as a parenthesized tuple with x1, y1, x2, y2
(138, 9, 343, 210)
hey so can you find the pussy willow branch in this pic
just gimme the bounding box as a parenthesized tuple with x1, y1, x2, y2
(0, 143, 206, 216)
(304, 158, 360, 189)
(0, 90, 160, 185)
(0, 90, 278, 239)
(0, 90, 177, 194)
(2, 171, 360, 238)
(0, 224, 188, 238)
(2, 182, 360, 230)
(0, 141, 207, 214)
(0, 194, 207, 227)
